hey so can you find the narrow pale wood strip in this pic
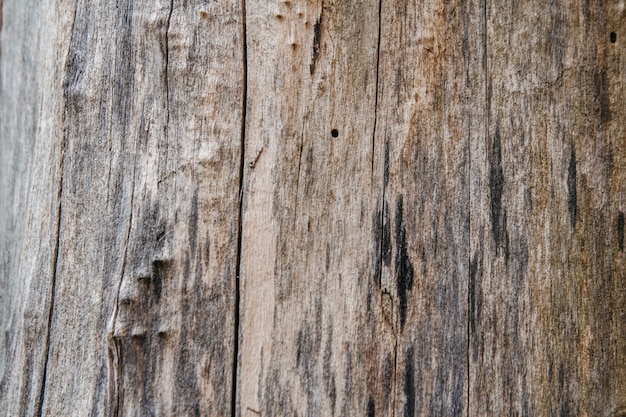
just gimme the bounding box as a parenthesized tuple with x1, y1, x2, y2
(0, 1, 76, 415)
(239, 1, 394, 415)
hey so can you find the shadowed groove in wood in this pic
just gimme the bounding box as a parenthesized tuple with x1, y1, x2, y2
(232, 0, 248, 415)
(35, 97, 65, 417)
(370, 0, 383, 176)
(164, 0, 173, 137)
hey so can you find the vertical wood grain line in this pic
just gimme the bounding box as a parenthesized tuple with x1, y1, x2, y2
(164, 0, 173, 138)
(232, 1, 248, 416)
(107, 161, 136, 417)
(36, 119, 65, 417)
(106, 3, 143, 413)
(374, 3, 385, 290)
(468, 0, 489, 414)
(36, 4, 78, 414)
(371, 0, 383, 178)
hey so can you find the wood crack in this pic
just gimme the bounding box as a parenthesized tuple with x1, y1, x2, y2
(37, 95, 66, 417)
(232, 0, 248, 416)
(371, 0, 382, 177)
(295, 141, 303, 212)
(370, 3, 398, 416)
(107, 157, 136, 417)
(36, 2, 78, 414)
(165, 0, 173, 139)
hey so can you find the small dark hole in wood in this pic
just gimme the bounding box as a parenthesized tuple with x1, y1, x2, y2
(331, 129, 339, 138)
(610, 32, 617, 43)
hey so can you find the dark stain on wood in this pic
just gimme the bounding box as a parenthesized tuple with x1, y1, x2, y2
(329, 375, 337, 415)
(373, 201, 391, 287)
(175, 297, 201, 416)
(618, 211, 624, 252)
(341, 343, 354, 417)
(366, 281, 373, 316)
(367, 395, 375, 417)
(382, 353, 393, 409)
(594, 69, 611, 125)
(295, 325, 318, 374)
(469, 251, 482, 340)
(403, 346, 415, 417)
(295, 298, 324, 414)
(325, 242, 330, 272)
(384, 140, 390, 189)
(490, 126, 508, 259)
(322, 322, 336, 414)
(548, 2, 565, 74)
(151, 258, 171, 302)
(262, 369, 276, 417)
(567, 145, 577, 229)
(373, 207, 383, 286)
(382, 204, 391, 267)
(557, 363, 575, 417)
(395, 196, 414, 329)
(451, 363, 465, 416)
(155, 219, 166, 249)
(310, 13, 322, 75)
(510, 234, 529, 284)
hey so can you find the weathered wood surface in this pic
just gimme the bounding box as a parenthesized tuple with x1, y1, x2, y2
(373, 0, 485, 414)
(0, 1, 74, 415)
(238, 1, 394, 416)
(470, 2, 626, 416)
(0, 0, 625, 416)
(42, 1, 244, 416)
(1, 0, 243, 416)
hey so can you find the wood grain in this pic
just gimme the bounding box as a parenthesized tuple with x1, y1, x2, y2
(470, 0, 626, 415)
(238, 1, 395, 416)
(1, 0, 244, 416)
(374, 0, 485, 415)
(0, 1, 74, 415)
(1, 0, 625, 416)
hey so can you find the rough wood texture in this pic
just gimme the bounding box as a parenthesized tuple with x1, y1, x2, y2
(0, 1, 73, 415)
(238, 1, 394, 416)
(373, 0, 484, 415)
(1, 1, 243, 416)
(470, 1, 626, 416)
(1, 0, 625, 416)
